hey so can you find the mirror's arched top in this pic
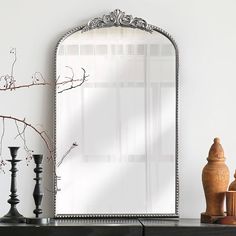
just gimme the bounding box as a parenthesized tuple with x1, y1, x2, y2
(56, 9, 178, 54)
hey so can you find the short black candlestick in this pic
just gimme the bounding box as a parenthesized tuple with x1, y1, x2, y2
(0, 147, 25, 223)
(26, 154, 49, 224)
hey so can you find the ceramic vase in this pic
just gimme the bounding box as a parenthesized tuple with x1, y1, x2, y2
(202, 138, 229, 216)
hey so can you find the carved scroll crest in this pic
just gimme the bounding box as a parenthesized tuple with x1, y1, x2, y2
(82, 9, 154, 33)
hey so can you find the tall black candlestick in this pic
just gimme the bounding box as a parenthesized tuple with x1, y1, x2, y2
(33, 154, 43, 218)
(0, 147, 25, 223)
(26, 154, 49, 224)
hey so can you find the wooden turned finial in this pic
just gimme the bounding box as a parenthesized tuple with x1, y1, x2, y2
(229, 170, 236, 191)
(208, 137, 225, 161)
(214, 137, 220, 144)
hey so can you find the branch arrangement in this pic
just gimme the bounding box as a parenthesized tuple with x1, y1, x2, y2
(0, 48, 89, 93)
(0, 48, 89, 172)
(0, 48, 89, 173)
(0, 115, 53, 173)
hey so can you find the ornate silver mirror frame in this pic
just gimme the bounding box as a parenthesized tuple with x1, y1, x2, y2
(54, 9, 179, 218)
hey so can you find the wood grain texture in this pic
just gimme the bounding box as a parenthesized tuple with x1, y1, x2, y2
(200, 212, 225, 223)
(226, 191, 236, 216)
(229, 171, 236, 191)
(202, 138, 229, 216)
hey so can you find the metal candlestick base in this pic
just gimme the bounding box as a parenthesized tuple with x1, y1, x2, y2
(26, 217, 50, 224)
(0, 209, 25, 223)
(26, 154, 49, 225)
(0, 147, 25, 223)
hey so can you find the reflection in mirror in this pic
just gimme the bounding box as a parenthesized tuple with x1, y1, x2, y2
(56, 19, 177, 217)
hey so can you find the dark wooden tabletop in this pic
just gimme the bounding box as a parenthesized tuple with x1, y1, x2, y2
(0, 218, 236, 236)
(141, 218, 236, 236)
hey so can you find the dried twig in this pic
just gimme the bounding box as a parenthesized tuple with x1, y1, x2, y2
(57, 67, 89, 94)
(0, 48, 89, 92)
(14, 121, 34, 164)
(0, 160, 6, 174)
(57, 142, 78, 167)
(0, 48, 17, 90)
(0, 115, 53, 162)
(0, 118, 5, 158)
(0, 118, 6, 173)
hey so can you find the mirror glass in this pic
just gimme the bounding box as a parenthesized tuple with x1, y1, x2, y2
(55, 16, 177, 217)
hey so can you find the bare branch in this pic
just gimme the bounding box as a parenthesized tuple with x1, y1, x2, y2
(64, 66, 74, 82)
(0, 118, 5, 159)
(0, 81, 53, 91)
(0, 49, 89, 92)
(10, 48, 16, 77)
(14, 121, 34, 164)
(9, 48, 17, 89)
(0, 67, 89, 92)
(0, 118, 6, 173)
(0, 115, 53, 161)
(57, 142, 78, 167)
(0, 160, 6, 174)
(57, 67, 89, 94)
(14, 122, 26, 139)
(32, 71, 46, 84)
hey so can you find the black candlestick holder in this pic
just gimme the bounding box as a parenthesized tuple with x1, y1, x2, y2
(0, 147, 25, 223)
(26, 154, 49, 224)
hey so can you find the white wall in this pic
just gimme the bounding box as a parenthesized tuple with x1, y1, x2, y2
(0, 0, 236, 219)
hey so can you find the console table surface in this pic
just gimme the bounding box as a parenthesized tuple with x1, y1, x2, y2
(0, 218, 236, 236)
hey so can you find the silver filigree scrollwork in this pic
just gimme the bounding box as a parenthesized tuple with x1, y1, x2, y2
(82, 9, 154, 33)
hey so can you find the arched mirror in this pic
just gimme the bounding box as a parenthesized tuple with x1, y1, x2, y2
(55, 9, 178, 218)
